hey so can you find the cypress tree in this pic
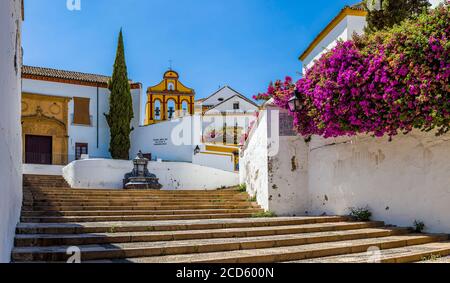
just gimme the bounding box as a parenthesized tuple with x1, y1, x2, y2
(104, 30, 134, 160)
(363, 0, 431, 33)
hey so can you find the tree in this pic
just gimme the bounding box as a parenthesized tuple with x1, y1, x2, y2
(363, 0, 431, 33)
(104, 30, 134, 160)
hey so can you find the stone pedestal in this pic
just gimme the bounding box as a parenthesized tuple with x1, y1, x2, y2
(123, 152, 162, 190)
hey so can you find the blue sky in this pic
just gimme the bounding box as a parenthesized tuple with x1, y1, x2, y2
(23, 0, 358, 100)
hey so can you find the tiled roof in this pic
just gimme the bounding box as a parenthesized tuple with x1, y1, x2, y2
(22, 65, 141, 88)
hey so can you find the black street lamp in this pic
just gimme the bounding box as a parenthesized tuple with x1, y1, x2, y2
(288, 90, 302, 112)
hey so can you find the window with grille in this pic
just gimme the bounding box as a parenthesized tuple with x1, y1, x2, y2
(75, 143, 88, 160)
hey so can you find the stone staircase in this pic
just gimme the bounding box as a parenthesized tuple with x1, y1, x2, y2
(12, 176, 450, 263)
(23, 174, 70, 189)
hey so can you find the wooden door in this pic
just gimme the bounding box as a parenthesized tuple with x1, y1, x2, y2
(25, 135, 52, 165)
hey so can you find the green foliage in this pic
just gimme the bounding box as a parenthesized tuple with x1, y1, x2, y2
(104, 30, 134, 160)
(421, 254, 441, 261)
(349, 206, 372, 222)
(413, 220, 425, 233)
(364, 0, 431, 33)
(252, 211, 277, 218)
(237, 183, 247, 192)
(249, 194, 257, 202)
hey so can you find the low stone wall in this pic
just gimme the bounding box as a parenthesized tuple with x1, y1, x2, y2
(241, 106, 450, 233)
(63, 159, 239, 190)
(307, 130, 450, 233)
(23, 164, 64, 176)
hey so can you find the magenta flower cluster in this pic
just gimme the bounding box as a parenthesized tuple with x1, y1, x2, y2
(264, 4, 449, 139)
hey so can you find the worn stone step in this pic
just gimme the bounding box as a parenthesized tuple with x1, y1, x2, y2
(21, 213, 259, 223)
(14, 221, 385, 247)
(16, 216, 348, 234)
(12, 228, 408, 262)
(24, 200, 251, 206)
(419, 253, 450, 263)
(27, 189, 245, 195)
(287, 240, 450, 263)
(23, 204, 257, 212)
(91, 235, 446, 263)
(20, 208, 263, 217)
(26, 195, 249, 202)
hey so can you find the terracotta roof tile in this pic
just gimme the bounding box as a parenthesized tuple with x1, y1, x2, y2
(22, 65, 140, 87)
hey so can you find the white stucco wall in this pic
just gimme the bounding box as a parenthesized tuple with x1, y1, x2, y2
(192, 152, 235, 172)
(204, 96, 259, 114)
(240, 107, 310, 215)
(22, 78, 142, 161)
(22, 164, 64, 176)
(307, 131, 450, 233)
(201, 86, 241, 107)
(240, 111, 269, 210)
(302, 14, 366, 71)
(0, 0, 23, 263)
(131, 116, 199, 162)
(63, 159, 239, 190)
(242, 109, 450, 232)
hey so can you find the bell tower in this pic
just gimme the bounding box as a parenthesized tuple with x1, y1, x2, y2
(144, 70, 195, 125)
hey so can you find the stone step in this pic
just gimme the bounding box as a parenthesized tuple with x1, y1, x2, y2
(23, 204, 257, 212)
(14, 221, 385, 247)
(20, 213, 259, 223)
(20, 208, 263, 217)
(26, 195, 249, 202)
(24, 200, 252, 206)
(287, 241, 450, 263)
(419, 253, 450, 263)
(88, 235, 446, 263)
(26, 189, 245, 195)
(15, 216, 348, 234)
(12, 228, 409, 262)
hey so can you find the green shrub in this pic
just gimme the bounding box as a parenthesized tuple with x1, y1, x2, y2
(237, 184, 247, 192)
(349, 206, 372, 222)
(252, 211, 277, 218)
(413, 220, 426, 233)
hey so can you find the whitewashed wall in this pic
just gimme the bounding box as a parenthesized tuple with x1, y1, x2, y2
(307, 131, 450, 233)
(302, 14, 366, 71)
(63, 159, 239, 190)
(240, 111, 269, 210)
(131, 116, 199, 162)
(0, 0, 22, 263)
(193, 152, 235, 172)
(240, 107, 310, 215)
(22, 79, 142, 161)
(204, 97, 259, 114)
(23, 164, 64, 176)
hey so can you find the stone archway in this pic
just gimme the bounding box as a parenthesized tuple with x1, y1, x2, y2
(21, 94, 70, 165)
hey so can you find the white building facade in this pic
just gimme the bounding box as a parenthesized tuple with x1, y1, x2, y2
(21, 66, 142, 166)
(0, 0, 23, 263)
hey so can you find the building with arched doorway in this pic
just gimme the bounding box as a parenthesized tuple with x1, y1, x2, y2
(144, 70, 195, 125)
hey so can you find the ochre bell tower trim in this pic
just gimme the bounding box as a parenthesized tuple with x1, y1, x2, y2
(145, 70, 195, 125)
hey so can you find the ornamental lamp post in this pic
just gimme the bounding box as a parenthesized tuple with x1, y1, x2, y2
(288, 91, 302, 112)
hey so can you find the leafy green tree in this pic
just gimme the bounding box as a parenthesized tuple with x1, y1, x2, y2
(363, 0, 431, 33)
(104, 30, 134, 160)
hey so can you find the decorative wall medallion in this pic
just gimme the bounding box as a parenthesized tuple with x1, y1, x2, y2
(50, 103, 61, 115)
(21, 101, 28, 112)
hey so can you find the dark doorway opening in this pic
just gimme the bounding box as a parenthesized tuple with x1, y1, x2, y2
(25, 135, 53, 165)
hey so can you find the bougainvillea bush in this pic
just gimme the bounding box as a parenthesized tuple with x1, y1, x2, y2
(262, 4, 449, 140)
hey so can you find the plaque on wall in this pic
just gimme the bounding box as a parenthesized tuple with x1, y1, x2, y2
(279, 112, 296, 136)
(153, 138, 168, 146)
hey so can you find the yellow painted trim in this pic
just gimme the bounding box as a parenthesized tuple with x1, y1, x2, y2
(299, 7, 367, 62)
(205, 145, 238, 154)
